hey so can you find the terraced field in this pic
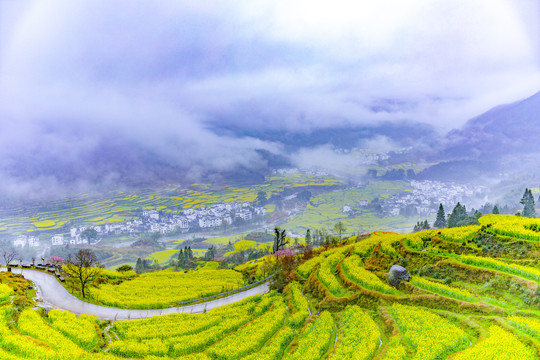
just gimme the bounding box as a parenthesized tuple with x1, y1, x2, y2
(2, 214, 540, 359)
(283, 181, 416, 233)
(0, 173, 344, 235)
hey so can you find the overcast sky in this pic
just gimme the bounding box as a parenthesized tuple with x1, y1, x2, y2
(0, 0, 539, 196)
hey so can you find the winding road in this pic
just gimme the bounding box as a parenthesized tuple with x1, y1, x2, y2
(0, 268, 269, 320)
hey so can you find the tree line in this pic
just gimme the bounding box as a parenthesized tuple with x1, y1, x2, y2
(413, 188, 537, 232)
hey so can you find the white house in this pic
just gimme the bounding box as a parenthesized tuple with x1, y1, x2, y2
(143, 209, 160, 220)
(51, 234, 64, 246)
(28, 236, 40, 247)
(13, 236, 27, 248)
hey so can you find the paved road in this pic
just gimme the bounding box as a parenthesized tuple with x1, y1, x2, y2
(0, 268, 269, 320)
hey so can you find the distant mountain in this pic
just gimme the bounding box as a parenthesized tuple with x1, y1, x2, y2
(443, 91, 540, 159)
(417, 91, 540, 182)
(212, 120, 438, 151)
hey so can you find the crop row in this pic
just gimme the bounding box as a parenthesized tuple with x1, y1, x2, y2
(296, 257, 321, 278)
(390, 303, 468, 360)
(287, 282, 310, 328)
(243, 326, 297, 360)
(452, 325, 535, 360)
(285, 311, 335, 360)
(207, 300, 288, 359)
(331, 305, 381, 360)
(317, 252, 350, 298)
(411, 276, 475, 302)
(114, 293, 275, 340)
(460, 255, 540, 282)
(439, 225, 480, 243)
(91, 269, 244, 309)
(509, 316, 540, 339)
(480, 214, 540, 242)
(48, 309, 99, 350)
(340, 255, 397, 295)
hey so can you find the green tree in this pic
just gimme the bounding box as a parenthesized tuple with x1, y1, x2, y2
(256, 191, 267, 206)
(493, 205, 500, 214)
(447, 203, 468, 228)
(333, 221, 346, 241)
(135, 258, 144, 273)
(81, 228, 98, 242)
(521, 188, 536, 218)
(305, 229, 312, 245)
(413, 220, 431, 232)
(116, 264, 133, 272)
(205, 246, 216, 261)
(433, 204, 447, 228)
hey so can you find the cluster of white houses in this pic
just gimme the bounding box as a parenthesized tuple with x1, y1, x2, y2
(13, 235, 40, 248)
(41, 201, 266, 247)
(382, 180, 485, 217)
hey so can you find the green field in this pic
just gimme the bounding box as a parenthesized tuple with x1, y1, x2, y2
(284, 180, 414, 233)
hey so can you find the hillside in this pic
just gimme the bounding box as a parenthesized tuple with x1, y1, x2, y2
(444, 91, 540, 159)
(1, 215, 540, 358)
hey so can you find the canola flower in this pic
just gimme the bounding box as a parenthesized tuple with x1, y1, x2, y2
(288, 281, 310, 328)
(297, 257, 321, 278)
(461, 255, 540, 282)
(353, 236, 384, 257)
(91, 269, 244, 309)
(480, 214, 540, 241)
(439, 225, 480, 243)
(110, 293, 281, 358)
(207, 300, 288, 359)
(242, 327, 297, 360)
(11, 308, 117, 360)
(48, 309, 99, 350)
(317, 252, 351, 298)
(0, 284, 13, 304)
(411, 276, 475, 302)
(285, 311, 335, 360)
(341, 255, 398, 295)
(379, 233, 403, 256)
(390, 304, 467, 360)
(331, 306, 381, 360)
(452, 325, 536, 360)
(381, 341, 407, 360)
(509, 316, 540, 339)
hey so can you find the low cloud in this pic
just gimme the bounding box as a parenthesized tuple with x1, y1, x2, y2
(0, 1, 539, 197)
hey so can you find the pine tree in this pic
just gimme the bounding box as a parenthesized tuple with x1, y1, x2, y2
(448, 203, 468, 228)
(305, 229, 312, 245)
(433, 203, 447, 228)
(135, 258, 144, 273)
(492, 205, 500, 214)
(423, 220, 430, 230)
(521, 188, 536, 218)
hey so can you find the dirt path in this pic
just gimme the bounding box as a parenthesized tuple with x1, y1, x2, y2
(1, 268, 269, 320)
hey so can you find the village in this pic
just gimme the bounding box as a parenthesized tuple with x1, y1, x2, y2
(12, 201, 267, 249)
(342, 180, 486, 218)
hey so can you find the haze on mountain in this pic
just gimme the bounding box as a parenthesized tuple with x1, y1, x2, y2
(0, 0, 539, 199)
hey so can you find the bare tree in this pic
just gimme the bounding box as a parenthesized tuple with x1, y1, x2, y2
(2, 249, 18, 270)
(63, 249, 102, 298)
(272, 227, 289, 254)
(334, 221, 346, 241)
